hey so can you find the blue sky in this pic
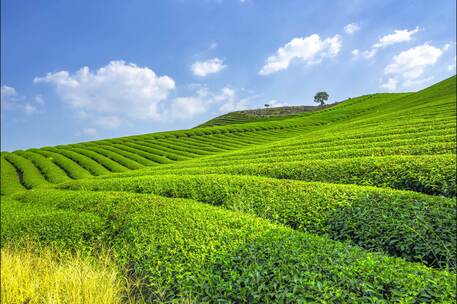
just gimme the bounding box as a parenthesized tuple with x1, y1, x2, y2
(1, 0, 455, 151)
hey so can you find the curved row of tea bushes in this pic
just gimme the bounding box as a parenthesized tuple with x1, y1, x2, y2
(108, 143, 175, 164)
(216, 131, 454, 161)
(93, 145, 159, 166)
(58, 174, 456, 269)
(189, 142, 455, 168)
(1, 156, 25, 195)
(63, 147, 128, 173)
(32, 149, 93, 179)
(15, 151, 71, 184)
(48, 147, 113, 175)
(2, 153, 49, 189)
(10, 190, 456, 303)
(82, 146, 143, 170)
(118, 155, 455, 197)
(125, 140, 197, 159)
(120, 141, 191, 161)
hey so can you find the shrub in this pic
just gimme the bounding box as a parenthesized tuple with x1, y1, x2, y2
(58, 174, 456, 269)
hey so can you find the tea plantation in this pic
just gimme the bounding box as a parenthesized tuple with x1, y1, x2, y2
(1, 76, 456, 302)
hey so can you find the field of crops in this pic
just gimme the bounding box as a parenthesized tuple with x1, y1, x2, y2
(1, 76, 456, 303)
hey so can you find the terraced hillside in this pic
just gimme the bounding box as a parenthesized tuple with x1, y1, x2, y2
(1, 76, 456, 303)
(196, 103, 337, 127)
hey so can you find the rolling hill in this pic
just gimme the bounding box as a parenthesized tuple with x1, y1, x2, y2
(196, 103, 337, 127)
(1, 76, 456, 303)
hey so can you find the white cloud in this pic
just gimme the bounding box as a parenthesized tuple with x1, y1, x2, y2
(24, 103, 37, 114)
(191, 58, 226, 76)
(380, 78, 398, 91)
(81, 128, 97, 136)
(34, 60, 175, 128)
(381, 43, 445, 91)
(171, 85, 253, 115)
(355, 27, 420, 60)
(384, 43, 443, 78)
(352, 48, 376, 59)
(344, 23, 360, 34)
(1, 85, 17, 98)
(259, 34, 342, 75)
(169, 97, 207, 120)
(94, 115, 123, 129)
(373, 27, 420, 48)
(1, 85, 44, 114)
(34, 94, 45, 105)
(1, 85, 18, 109)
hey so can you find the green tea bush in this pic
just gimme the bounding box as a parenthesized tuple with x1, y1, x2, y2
(110, 143, 175, 164)
(1, 156, 25, 195)
(65, 147, 128, 173)
(49, 147, 113, 175)
(15, 151, 71, 184)
(1, 196, 104, 250)
(11, 190, 457, 303)
(59, 174, 456, 269)
(123, 155, 455, 197)
(96, 145, 159, 166)
(83, 146, 143, 170)
(32, 149, 93, 179)
(3, 153, 49, 189)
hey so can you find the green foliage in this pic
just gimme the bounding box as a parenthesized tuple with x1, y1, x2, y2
(115, 154, 456, 197)
(59, 174, 456, 269)
(10, 190, 457, 303)
(32, 149, 93, 179)
(314, 91, 329, 106)
(2, 152, 50, 189)
(1, 156, 25, 195)
(1, 196, 104, 250)
(15, 151, 71, 184)
(1, 76, 456, 301)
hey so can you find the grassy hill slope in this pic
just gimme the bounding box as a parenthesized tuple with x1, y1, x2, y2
(1, 76, 456, 303)
(196, 103, 337, 127)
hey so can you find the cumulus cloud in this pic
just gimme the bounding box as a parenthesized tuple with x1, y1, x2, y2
(344, 23, 360, 34)
(34, 60, 175, 128)
(169, 86, 252, 118)
(169, 97, 207, 120)
(354, 27, 420, 60)
(381, 43, 446, 91)
(191, 58, 226, 76)
(259, 34, 342, 75)
(373, 27, 420, 48)
(380, 78, 398, 91)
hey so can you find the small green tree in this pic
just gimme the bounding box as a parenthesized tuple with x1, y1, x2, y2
(314, 91, 329, 106)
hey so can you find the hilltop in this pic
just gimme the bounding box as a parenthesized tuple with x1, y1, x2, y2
(196, 103, 337, 127)
(1, 76, 456, 302)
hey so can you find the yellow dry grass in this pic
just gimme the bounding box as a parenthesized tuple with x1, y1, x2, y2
(1, 246, 125, 304)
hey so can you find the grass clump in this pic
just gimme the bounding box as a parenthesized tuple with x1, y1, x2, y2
(1, 245, 124, 304)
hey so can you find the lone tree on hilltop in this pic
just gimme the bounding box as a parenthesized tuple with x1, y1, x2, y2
(264, 103, 271, 108)
(314, 91, 329, 106)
